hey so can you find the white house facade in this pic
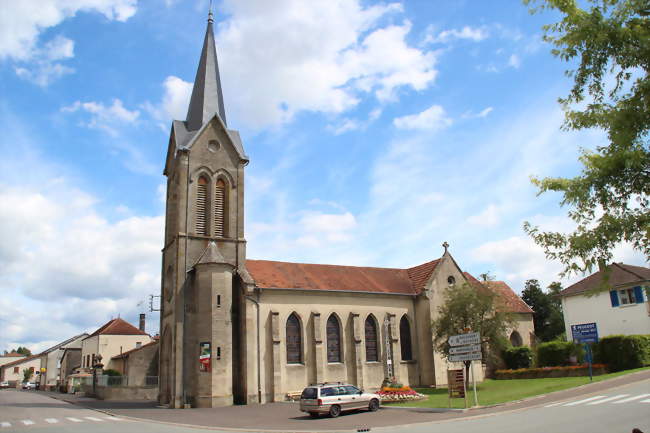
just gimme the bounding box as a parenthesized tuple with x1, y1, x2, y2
(559, 263, 650, 340)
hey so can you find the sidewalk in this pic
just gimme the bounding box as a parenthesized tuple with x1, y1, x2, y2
(43, 369, 650, 432)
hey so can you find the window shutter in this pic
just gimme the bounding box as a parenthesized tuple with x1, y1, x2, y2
(196, 178, 208, 235)
(214, 180, 225, 237)
(633, 286, 644, 304)
(609, 290, 619, 307)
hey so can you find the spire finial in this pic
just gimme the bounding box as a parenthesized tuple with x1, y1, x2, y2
(208, 0, 214, 23)
(442, 241, 449, 254)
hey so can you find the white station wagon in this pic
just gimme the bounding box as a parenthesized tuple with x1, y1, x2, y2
(299, 382, 381, 418)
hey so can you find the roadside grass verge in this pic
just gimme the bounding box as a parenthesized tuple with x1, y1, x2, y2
(384, 367, 650, 408)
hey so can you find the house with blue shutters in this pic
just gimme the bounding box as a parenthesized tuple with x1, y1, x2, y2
(559, 263, 650, 341)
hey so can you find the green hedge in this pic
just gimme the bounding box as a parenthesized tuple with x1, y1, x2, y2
(595, 335, 650, 372)
(502, 346, 533, 370)
(537, 341, 583, 367)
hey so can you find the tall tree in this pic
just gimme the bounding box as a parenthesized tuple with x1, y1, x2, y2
(522, 279, 565, 341)
(432, 282, 513, 385)
(522, 0, 650, 277)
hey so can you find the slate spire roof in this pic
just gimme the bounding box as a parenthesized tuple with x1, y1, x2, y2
(185, 10, 227, 131)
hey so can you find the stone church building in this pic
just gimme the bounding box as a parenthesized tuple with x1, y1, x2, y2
(159, 13, 534, 408)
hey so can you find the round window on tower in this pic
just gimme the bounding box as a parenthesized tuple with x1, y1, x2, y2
(447, 276, 456, 286)
(208, 140, 220, 153)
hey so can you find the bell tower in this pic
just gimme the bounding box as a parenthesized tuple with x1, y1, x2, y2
(158, 9, 250, 408)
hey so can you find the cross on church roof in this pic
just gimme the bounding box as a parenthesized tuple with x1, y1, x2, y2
(442, 241, 449, 253)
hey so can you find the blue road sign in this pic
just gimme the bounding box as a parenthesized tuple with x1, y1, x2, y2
(571, 322, 599, 344)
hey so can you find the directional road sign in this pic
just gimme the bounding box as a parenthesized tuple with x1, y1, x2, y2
(449, 344, 481, 355)
(571, 323, 599, 344)
(449, 351, 482, 362)
(449, 332, 480, 347)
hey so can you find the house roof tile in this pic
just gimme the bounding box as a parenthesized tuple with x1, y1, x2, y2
(559, 263, 650, 297)
(86, 318, 149, 339)
(111, 340, 158, 360)
(463, 273, 533, 314)
(0, 354, 42, 370)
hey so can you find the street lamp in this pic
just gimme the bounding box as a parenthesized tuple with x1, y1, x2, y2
(92, 355, 104, 396)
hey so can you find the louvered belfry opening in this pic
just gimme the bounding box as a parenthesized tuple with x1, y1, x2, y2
(196, 176, 209, 235)
(286, 313, 302, 364)
(214, 178, 226, 237)
(365, 315, 378, 362)
(326, 315, 341, 363)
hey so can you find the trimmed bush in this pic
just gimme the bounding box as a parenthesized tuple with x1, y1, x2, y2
(102, 369, 122, 377)
(502, 346, 533, 370)
(537, 341, 583, 367)
(495, 364, 607, 379)
(595, 335, 650, 372)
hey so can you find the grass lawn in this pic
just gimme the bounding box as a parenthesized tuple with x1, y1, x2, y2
(384, 367, 650, 409)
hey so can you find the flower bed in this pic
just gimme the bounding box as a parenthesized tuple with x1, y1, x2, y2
(495, 364, 607, 379)
(377, 384, 426, 402)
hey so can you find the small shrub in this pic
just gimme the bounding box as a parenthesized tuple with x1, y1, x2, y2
(537, 341, 583, 366)
(595, 335, 650, 372)
(102, 369, 122, 377)
(495, 364, 607, 379)
(502, 346, 533, 370)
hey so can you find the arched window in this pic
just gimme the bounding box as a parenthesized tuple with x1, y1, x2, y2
(286, 313, 302, 364)
(326, 315, 341, 363)
(195, 176, 209, 235)
(510, 331, 523, 347)
(214, 178, 227, 237)
(365, 315, 378, 362)
(399, 315, 413, 361)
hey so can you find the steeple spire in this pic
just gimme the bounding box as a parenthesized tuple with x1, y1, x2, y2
(185, 7, 227, 131)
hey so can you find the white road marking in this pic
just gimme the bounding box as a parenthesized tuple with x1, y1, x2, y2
(45, 418, 59, 423)
(586, 394, 629, 405)
(104, 416, 125, 421)
(85, 416, 104, 422)
(613, 394, 650, 404)
(66, 417, 83, 422)
(641, 399, 650, 403)
(563, 395, 606, 406)
(1, 422, 11, 428)
(21, 420, 35, 425)
(544, 401, 565, 407)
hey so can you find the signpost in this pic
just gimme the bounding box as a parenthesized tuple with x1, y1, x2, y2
(571, 323, 599, 381)
(448, 332, 482, 407)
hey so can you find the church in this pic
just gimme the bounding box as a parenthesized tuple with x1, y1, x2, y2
(158, 12, 534, 408)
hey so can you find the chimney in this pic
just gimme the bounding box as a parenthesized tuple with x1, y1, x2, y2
(139, 313, 146, 332)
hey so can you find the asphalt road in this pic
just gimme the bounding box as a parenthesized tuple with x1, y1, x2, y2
(1, 376, 648, 433)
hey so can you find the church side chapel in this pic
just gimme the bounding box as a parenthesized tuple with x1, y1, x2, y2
(159, 12, 534, 408)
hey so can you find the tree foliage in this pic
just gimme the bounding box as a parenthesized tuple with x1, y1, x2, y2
(22, 368, 32, 383)
(432, 282, 514, 382)
(523, 0, 650, 277)
(4, 346, 32, 356)
(521, 279, 565, 342)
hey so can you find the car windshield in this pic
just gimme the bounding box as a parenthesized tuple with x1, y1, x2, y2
(300, 388, 317, 399)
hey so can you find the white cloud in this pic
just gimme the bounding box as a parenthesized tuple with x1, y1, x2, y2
(467, 204, 500, 227)
(217, 0, 436, 127)
(143, 76, 193, 129)
(0, 181, 162, 351)
(462, 106, 494, 119)
(62, 98, 140, 136)
(0, 0, 137, 85)
(393, 104, 452, 130)
(328, 118, 362, 135)
(425, 25, 489, 44)
(508, 54, 521, 69)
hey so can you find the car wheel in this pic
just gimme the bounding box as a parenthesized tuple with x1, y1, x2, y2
(369, 398, 379, 412)
(309, 412, 319, 418)
(329, 404, 341, 418)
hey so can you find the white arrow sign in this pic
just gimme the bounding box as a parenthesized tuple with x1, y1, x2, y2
(449, 351, 482, 362)
(449, 332, 480, 347)
(449, 344, 481, 355)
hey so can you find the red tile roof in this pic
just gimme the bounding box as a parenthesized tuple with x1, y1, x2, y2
(463, 273, 533, 314)
(86, 318, 149, 338)
(2, 352, 25, 358)
(560, 263, 650, 297)
(111, 340, 158, 360)
(0, 354, 41, 370)
(246, 260, 418, 295)
(407, 259, 442, 293)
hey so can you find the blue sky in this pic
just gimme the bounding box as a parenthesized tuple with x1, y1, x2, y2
(0, 0, 646, 353)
